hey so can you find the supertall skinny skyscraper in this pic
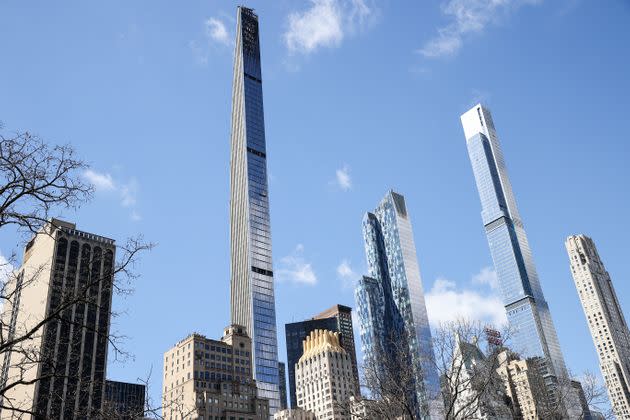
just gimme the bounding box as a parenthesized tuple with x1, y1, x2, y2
(566, 235, 630, 418)
(356, 190, 442, 419)
(229, 6, 280, 414)
(461, 105, 577, 415)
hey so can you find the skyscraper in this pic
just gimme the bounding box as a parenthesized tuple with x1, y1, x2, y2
(566, 235, 630, 418)
(461, 104, 577, 415)
(103, 380, 146, 419)
(0, 219, 115, 419)
(229, 6, 280, 414)
(278, 362, 288, 410)
(284, 304, 359, 409)
(356, 190, 442, 419)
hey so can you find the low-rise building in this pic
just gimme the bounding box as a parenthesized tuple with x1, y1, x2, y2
(274, 407, 317, 420)
(296, 329, 356, 419)
(162, 325, 269, 420)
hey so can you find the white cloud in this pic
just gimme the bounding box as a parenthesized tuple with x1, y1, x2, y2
(83, 169, 115, 191)
(83, 169, 141, 222)
(472, 266, 498, 289)
(205, 17, 230, 46)
(425, 273, 506, 328)
(335, 165, 352, 191)
(418, 0, 542, 58)
(277, 244, 318, 285)
(284, 0, 374, 55)
(337, 259, 358, 288)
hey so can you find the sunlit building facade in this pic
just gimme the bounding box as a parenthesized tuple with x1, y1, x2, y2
(356, 190, 442, 419)
(566, 235, 630, 418)
(229, 6, 280, 414)
(461, 104, 578, 416)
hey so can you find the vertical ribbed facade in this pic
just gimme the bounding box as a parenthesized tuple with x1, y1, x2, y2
(0, 220, 115, 419)
(566, 235, 630, 418)
(356, 190, 443, 419)
(461, 104, 578, 416)
(229, 6, 280, 415)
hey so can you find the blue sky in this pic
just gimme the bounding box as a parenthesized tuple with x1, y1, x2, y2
(1, 0, 629, 409)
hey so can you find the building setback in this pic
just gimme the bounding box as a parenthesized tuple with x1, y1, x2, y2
(161, 325, 269, 420)
(0, 219, 115, 419)
(229, 6, 280, 414)
(566, 235, 630, 418)
(460, 104, 579, 417)
(356, 190, 442, 419)
(104, 380, 146, 419)
(285, 305, 359, 408)
(295, 330, 356, 419)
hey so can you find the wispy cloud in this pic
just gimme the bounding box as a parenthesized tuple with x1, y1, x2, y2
(205, 17, 231, 46)
(84, 169, 115, 191)
(277, 244, 318, 285)
(284, 0, 375, 56)
(419, 0, 542, 58)
(335, 165, 352, 191)
(83, 169, 142, 222)
(189, 15, 232, 65)
(337, 259, 358, 288)
(472, 266, 498, 289)
(425, 270, 506, 327)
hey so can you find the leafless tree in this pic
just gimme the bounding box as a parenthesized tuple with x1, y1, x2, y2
(578, 371, 614, 420)
(0, 127, 153, 418)
(345, 319, 515, 420)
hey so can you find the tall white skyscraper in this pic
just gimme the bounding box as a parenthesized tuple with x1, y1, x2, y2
(566, 235, 630, 418)
(229, 6, 280, 415)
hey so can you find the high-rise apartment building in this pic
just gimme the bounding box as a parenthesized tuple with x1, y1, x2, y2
(566, 235, 630, 418)
(0, 219, 115, 419)
(461, 105, 578, 416)
(103, 380, 146, 419)
(496, 351, 544, 420)
(274, 408, 316, 420)
(355, 190, 442, 419)
(285, 305, 359, 408)
(229, 6, 280, 414)
(295, 330, 356, 419)
(162, 325, 269, 420)
(278, 362, 288, 410)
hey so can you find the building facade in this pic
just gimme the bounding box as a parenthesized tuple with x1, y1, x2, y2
(273, 408, 316, 420)
(104, 380, 146, 419)
(461, 104, 578, 416)
(0, 219, 115, 419)
(444, 339, 513, 419)
(295, 330, 356, 419)
(285, 305, 359, 408)
(278, 362, 288, 410)
(355, 190, 442, 419)
(496, 351, 542, 420)
(566, 235, 630, 418)
(162, 325, 269, 420)
(229, 6, 280, 414)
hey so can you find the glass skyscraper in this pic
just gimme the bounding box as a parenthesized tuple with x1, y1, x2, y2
(356, 190, 443, 419)
(461, 104, 578, 415)
(229, 6, 280, 415)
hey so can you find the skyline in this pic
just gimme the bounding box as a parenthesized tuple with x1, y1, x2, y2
(1, 0, 629, 414)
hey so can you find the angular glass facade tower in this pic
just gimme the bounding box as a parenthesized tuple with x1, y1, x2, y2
(229, 6, 280, 414)
(461, 104, 578, 415)
(355, 191, 443, 419)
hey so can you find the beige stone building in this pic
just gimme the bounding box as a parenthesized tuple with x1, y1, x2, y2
(295, 330, 356, 420)
(162, 325, 269, 420)
(496, 351, 543, 420)
(0, 219, 116, 419)
(566, 235, 630, 419)
(273, 408, 316, 420)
